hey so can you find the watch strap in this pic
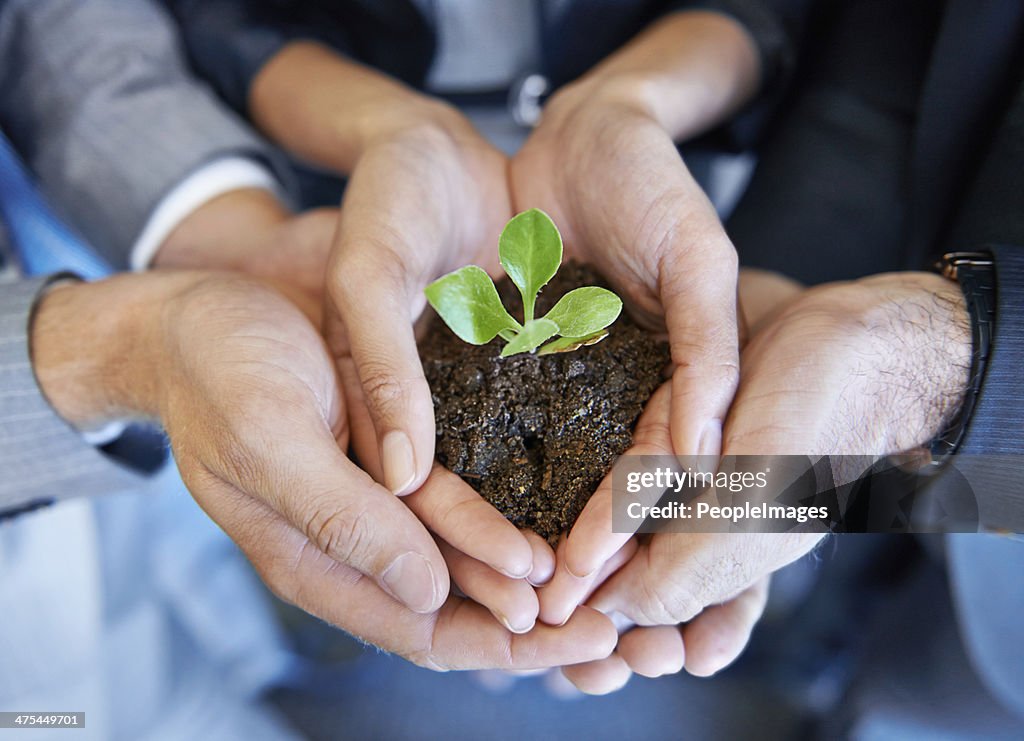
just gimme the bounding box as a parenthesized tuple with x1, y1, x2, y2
(930, 251, 996, 460)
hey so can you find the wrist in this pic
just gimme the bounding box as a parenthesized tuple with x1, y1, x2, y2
(30, 272, 204, 429)
(251, 41, 467, 171)
(543, 74, 663, 133)
(154, 188, 290, 272)
(353, 92, 470, 156)
(862, 273, 972, 452)
(548, 11, 760, 140)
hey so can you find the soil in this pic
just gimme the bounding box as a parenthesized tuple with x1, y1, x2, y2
(420, 262, 670, 545)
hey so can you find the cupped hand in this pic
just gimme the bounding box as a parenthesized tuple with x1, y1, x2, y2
(507, 82, 743, 687)
(151, 273, 446, 615)
(542, 269, 971, 692)
(315, 109, 561, 627)
(324, 109, 513, 497)
(511, 79, 741, 462)
(140, 272, 608, 668)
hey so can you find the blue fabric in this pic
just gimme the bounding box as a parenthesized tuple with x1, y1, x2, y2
(0, 128, 110, 279)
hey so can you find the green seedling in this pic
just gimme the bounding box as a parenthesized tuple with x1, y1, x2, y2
(425, 209, 622, 357)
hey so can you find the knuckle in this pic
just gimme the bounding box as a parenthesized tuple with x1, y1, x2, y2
(407, 612, 448, 671)
(506, 635, 537, 670)
(672, 346, 741, 391)
(304, 500, 375, 566)
(359, 363, 412, 413)
(637, 576, 689, 625)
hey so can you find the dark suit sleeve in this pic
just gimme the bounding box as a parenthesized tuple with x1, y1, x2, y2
(942, 245, 1024, 534)
(936, 73, 1024, 530)
(666, 0, 816, 148)
(164, 0, 357, 114)
(960, 246, 1024, 457)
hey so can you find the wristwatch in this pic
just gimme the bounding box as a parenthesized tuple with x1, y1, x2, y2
(930, 251, 996, 461)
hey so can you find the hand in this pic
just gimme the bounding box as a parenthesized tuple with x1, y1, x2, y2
(324, 120, 562, 629)
(537, 386, 779, 692)
(543, 270, 972, 691)
(324, 110, 511, 496)
(32, 272, 613, 669)
(248, 41, 513, 496)
(235, 41, 551, 629)
(510, 11, 761, 461)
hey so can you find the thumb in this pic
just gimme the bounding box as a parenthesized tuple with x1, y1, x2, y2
(301, 447, 448, 613)
(194, 408, 449, 614)
(325, 253, 436, 496)
(658, 233, 740, 460)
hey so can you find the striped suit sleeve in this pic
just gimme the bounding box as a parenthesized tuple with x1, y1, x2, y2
(0, 276, 143, 516)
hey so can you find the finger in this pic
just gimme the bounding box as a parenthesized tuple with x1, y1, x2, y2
(439, 541, 538, 634)
(347, 355, 536, 582)
(428, 603, 618, 672)
(617, 626, 686, 678)
(325, 245, 435, 496)
(539, 537, 637, 626)
(197, 409, 448, 614)
(580, 537, 638, 604)
(524, 530, 556, 587)
(561, 653, 633, 695)
(682, 577, 770, 677)
(586, 541, 668, 625)
(658, 218, 740, 460)
(543, 667, 584, 699)
(560, 384, 674, 581)
(404, 464, 534, 579)
(200, 478, 617, 671)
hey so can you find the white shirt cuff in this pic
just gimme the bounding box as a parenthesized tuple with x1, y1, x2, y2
(81, 421, 130, 447)
(130, 157, 283, 271)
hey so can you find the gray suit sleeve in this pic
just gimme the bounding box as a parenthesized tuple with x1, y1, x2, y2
(0, 0, 285, 270)
(0, 274, 144, 515)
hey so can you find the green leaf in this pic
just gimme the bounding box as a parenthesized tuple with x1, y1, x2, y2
(499, 209, 563, 322)
(500, 318, 559, 357)
(425, 266, 521, 344)
(542, 287, 622, 337)
(537, 329, 609, 355)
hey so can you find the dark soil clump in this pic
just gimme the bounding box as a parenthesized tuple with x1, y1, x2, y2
(421, 262, 669, 545)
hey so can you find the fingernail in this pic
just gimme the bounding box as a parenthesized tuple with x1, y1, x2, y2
(527, 564, 554, 587)
(565, 561, 594, 579)
(547, 602, 575, 628)
(496, 611, 534, 634)
(499, 565, 532, 580)
(382, 552, 438, 613)
(382, 430, 417, 495)
(698, 419, 723, 460)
